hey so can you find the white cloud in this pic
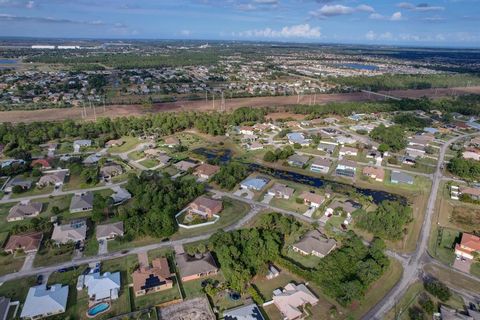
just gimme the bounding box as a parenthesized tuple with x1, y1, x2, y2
(369, 13, 384, 20)
(310, 3, 376, 19)
(390, 11, 403, 21)
(180, 29, 191, 36)
(365, 30, 394, 41)
(253, 0, 278, 4)
(396, 2, 444, 11)
(238, 24, 321, 39)
(26, 0, 34, 9)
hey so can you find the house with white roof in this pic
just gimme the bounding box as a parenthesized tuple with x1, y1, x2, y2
(20, 284, 69, 320)
(272, 283, 319, 320)
(83, 272, 121, 302)
(73, 139, 91, 153)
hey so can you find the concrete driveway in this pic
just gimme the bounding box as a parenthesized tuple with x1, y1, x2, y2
(453, 257, 472, 274)
(261, 194, 273, 204)
(98, 240, 108, 255)
(303, 207, 316, 218)
(20, 252, 36, 272)
(233, 188, 254, 200)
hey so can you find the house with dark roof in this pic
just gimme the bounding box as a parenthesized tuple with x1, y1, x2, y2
(187, 196, 223, 219)
(100, 164, 123, 179)
(292, 229, 336, 258)
(174, 160, 198, 172)
(223, 303, 265, 320)
(132, 257, 173, 297)
(7, 201, 42, 222)
(4, 177, 32, 193)
(335, 159, 357, 178)
(73, 139, 91, 153)
(69, 192, 93, 213)
(287, 154, 309, 168)
(4, 231, 43, 254)
(37, 169, 69, 188)
(96, 222, 124, 241)
(310, 157, 331, 174)
(176, 252, 218, 282)
(390, 171, 414, 185)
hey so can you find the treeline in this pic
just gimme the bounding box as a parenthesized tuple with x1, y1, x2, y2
(117, 172, 204, 239)
(447, 157, 480, 181)
(211, 161, 248, 190)
(290, 95, 480, 119)
(208, 213, 306, 292)
(369, 124, 407, 152)
(0, 107, 264, 158)
(328, 74, 480, 92)
(263, 146, 295, 162)
(393, 113, 432, 130)
(355, 200, 413, 240)
(26, 50, 220, 69)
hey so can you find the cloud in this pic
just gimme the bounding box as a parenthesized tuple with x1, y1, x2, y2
(365, 30, 394, 41)
(390, 11, 403, 20)
(180, 29, 191, 36)
(396, 2, 444, 11)
(253, 0, 278, 4)
(310, 3, 375, 19)
(0, 13, 105, 25)
(369, 13, 385, 20)
(238, 23, 321, 39)
(0, 0, 35, 8)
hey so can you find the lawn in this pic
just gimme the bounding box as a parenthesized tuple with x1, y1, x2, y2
(131, 278, 182, 310)
(107, 236, 159, 253)
(182, 273, 225, 299)
(108, 136, 140, 153)
(10, 185, 54, 199)
(139, 158, 159, 169)
(62, 173, 103, 191)
(471, 262, 480, 278)
(33, 242, 74, 268)
(172, 197, 250, 240)
(128, 151, 145, 161)
(0, 252, 25, 276)
(83, 227, 99, 257)
(424, 263, 480, 295)
(0, 276, 37, 303)
(430, 227, 460, 265)
(284, 247, 322, 269)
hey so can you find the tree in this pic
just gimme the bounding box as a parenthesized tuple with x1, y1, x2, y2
(263, 151, 276, 162)
(212, 161, 248, 190)
(370, 124, 407, 152)
(12, 185, 24, 194)
(408, 306, 425, 320)
(424, 279, 451, 301)
(419, 294, 435, 314)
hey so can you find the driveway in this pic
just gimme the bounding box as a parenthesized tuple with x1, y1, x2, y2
(261, 194, 273, 204)
(303, 207, 316, 218)
(98, 240, 108, 255)
(233, 188, 254, 200)
(20, 253, 36, 272)
(453, 257, 472, 274)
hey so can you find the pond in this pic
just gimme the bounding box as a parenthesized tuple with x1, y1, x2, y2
(248, 163, 404, 205)
(340, 63, 379, 71)
(192, 147, 232, 164)
(0, 59, 17, 64)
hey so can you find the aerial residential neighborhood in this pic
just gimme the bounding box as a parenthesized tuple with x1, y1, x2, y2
(0, 1, 479, 319)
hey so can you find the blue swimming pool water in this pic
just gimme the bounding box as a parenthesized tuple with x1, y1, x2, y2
(88, 303, 109, 316)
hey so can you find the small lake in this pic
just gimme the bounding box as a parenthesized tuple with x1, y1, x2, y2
(0, 59, 17, 64)
(341, 63, 379, 71)
(192, 147, 404, 204)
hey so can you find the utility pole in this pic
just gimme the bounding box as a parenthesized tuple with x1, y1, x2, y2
(313, 93, 316, 104)
(212, 93, 215, 110)
(221, 91, 225, 112)
(92, 99, 97, 121)
(83, 101, 87, 119)
(103, 96, 106, 113)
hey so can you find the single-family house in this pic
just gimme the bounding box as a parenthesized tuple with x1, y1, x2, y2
(328, 200, 361, 215)
(362, 166, 385, 182)
(4, 177, 32, 193)
(4, 231, 43, 254)
(336, 136, 356, 145)
(286, 132, 310, 146)
(83, 272, 121, 302)
(335, 159, 357, 178)
(223, 303, 265, 320)
(272, 283, 319, 320)
(132, 257, 173, 297)
(268, 183, 294, 199)
(240, 176, 270, 191)
(455, 233, 480, 260)
(459, 186, 480, 201)
(0, 296, 13, 320)
(105, 139, 124, 148)
(51, 219, 87, 244)
(310, 157, 331, 174)
(73, 139, 91, 153)
(100, 164, 123, 179)
(174, 160, 198, 172)
(37, 169, 68, 188)
(406, 145, 426, 158)
(239, 126, 255, 135)
(194, 163, 220, 180)
(7, 201, 42, 222)
(317, 141, 337, 154)
(110, 187, 132, 205)
(339, 146, 358, 157)
(70, 192, 93, 213)
(96, 222, 124, 241)
(266, 265, 280, 280)
(300, 191, 324, 208)
(163, 136, 180, 148)
(20, 284, 69, 320)
(247, 141, 263, 151)
(187, 196, 223, 219)
(31, 159, 51, 170)
(176, 252, 219, 282)
(470, 137, 480, 148)
(390, 171, 414, 185)
(82, 154, 101, 165)
(292, 229, 336, 258)
(287, 154, 309, 167)
(462, 149, 480, 161)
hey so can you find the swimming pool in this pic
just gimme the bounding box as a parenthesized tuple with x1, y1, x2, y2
(87, 302, 110, 317)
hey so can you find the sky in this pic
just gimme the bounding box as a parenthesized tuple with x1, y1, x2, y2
(0, 0, 479, 47)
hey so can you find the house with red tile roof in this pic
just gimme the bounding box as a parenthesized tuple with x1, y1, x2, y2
(31, 159, 51, 170)
(455, 233, 480, 260)
(4, 231, 43, 254)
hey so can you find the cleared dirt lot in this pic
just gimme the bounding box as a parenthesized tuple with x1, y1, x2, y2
(1, 86, 479, 123)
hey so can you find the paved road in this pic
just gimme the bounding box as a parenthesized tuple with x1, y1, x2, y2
(0, 181, 127, 204)
(363, 131, 480, 320)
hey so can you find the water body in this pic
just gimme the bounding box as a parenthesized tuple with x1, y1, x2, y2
(0, 59, 17, 64)
(341, 63, 379, 71)
(192, 147, 232, 164)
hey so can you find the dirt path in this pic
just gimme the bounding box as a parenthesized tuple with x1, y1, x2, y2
(1, 86, 479, 123)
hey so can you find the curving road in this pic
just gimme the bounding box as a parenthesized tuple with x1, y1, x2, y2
(363, 131, 480, 320)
